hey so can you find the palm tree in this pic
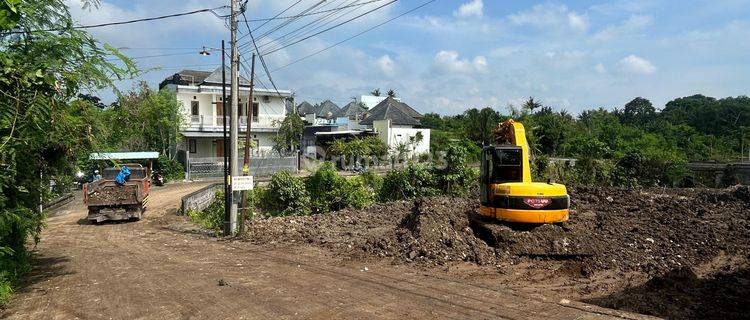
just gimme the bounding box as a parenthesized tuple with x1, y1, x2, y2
(370, 88, 381, 96)
(387, 89, 396, 98)
(523, 96, 542, 111)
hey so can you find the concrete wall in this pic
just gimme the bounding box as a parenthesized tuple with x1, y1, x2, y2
(180, 183, 222, 215)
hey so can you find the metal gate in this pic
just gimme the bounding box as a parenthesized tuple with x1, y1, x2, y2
(187, 155, 298, 179)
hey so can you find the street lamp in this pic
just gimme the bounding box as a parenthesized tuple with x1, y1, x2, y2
(199, 46, 211, 56)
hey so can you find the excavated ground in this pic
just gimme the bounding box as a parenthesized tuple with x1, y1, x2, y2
(246, 186, 750, 320)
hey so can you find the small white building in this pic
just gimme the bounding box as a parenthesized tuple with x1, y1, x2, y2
(159, 68, 292, 159)
(359, 96, 430, 156)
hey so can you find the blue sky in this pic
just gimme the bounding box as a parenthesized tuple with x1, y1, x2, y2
(69, 0, 750, 115)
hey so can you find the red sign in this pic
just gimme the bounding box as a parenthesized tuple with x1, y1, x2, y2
(524, 198, 551, 209)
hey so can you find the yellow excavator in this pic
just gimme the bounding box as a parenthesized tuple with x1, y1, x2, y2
(478, 120, 570, 223)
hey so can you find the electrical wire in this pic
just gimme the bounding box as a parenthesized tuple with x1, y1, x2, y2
(238, 0, 384, 23)
(271, 0, 435, 72)
(238, 0, 328, 51)
(252, 0, 355, 52)
(104, 49, 219, 61)
(4, 6, 228, 34)
(256, 0, 368, 54)
(261, 0, 397, 55)
(240, 11, 283, 99)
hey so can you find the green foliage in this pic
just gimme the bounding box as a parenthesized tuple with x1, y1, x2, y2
(258, 171, 310, 216)
(433, 142, 478, 196)
(326, 136, 387, 164)
(187, 191, 224, 234)
(272, 113, 304, 155)
(106, 83, 184, 157)
(378, 164, 438, 201)
(306, 162, 372, 213)
(155, 155, 184, 181)
(1, 0, 136, 305)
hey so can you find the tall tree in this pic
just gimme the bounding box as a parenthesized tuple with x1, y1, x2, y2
(272, 114, 304, 155)
(0, 0, 135, 303)
(618, 97, 656, 128)
(387, 89, 396, 98)
(370, 88, 381, 96)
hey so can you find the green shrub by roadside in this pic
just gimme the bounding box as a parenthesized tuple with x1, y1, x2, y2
(155, 155, 184, 181)
(258, 171, 311, 216)
(432, 142, 478, 196)
(378, 164, 438, 201)
(187, 191, 224, 234)
(306, 162, 372, 213)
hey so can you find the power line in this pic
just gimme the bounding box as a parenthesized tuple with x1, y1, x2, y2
(253, 0, 355, 52)
(262, 0, 398, 56)
(256, 0, 368, 54)
(4, 6, 228, 34)
(238, 0, 328, 51)
(272, 0, 435, 72)
(104, 49, 219, 61)
(238, 0, 384, 23)
(240, 11, 282, 99)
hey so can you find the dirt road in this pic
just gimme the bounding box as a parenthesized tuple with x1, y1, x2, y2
(1, 182, 652, 320)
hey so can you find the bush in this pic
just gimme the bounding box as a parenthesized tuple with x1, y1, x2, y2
(259, 171, 311, 216)
(432, 142, 477, 196)
(306, 162, 372, 213)
(326, 136, 387, 167)
(378, 163, 438, 201)
(155, 155, 184, 181)
(187, 191, 224, 234)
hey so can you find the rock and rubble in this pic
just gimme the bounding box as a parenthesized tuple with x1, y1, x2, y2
(245, 185, 750, 319)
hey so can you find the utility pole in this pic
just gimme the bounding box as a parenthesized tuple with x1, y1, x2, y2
(229, 0, 239, 234)
(240, 53, 256, 235)
(221, 40, 231, 236)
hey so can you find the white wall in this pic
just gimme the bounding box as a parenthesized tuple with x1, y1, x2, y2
(373, 119, 430, 156)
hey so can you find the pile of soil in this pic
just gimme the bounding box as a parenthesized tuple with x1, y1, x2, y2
(245, 185, 750, 319)
(248, 186, 750, 273)
(89, 185, 138, 204)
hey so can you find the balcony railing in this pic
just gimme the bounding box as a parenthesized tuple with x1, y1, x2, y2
(185, 115, 283, 131)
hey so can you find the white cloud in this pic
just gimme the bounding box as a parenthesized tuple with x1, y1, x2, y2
(595, 63, 607, 74)
(433, 50, 487, 74)
(508, 4, 588, 32)
(593, 14, 653, 41)
(617, 55, 656, 75)
(454, 0, 483, 18)
(376, 55, 395, 77)
(567, 12, 589, 32)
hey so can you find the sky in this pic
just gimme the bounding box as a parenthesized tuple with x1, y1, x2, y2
(68, 0, 750, 115)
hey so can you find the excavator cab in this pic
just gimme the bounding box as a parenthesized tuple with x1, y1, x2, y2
(478, 120, 569, 224)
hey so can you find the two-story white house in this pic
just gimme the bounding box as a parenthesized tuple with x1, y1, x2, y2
(159, 68, 292, 160)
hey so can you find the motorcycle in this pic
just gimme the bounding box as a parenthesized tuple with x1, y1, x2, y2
(152, 170, 165, 186)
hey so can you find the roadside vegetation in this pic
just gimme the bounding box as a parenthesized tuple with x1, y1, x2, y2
(423, 95, 750, 187)
(0, 0, 186, 304)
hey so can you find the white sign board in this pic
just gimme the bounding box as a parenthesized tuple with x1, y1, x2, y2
(232, 175, 254, 191)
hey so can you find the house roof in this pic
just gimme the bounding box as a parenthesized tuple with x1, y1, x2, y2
(203, 66, 251, 86)
(359, 96, 422, 126)
(159, 67, 252, 89)
(315, 100, 340, 117)
(335, 101, 368, 118)
(296, 101, 315, 115)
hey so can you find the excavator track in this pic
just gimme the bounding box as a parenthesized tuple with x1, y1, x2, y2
(468, 213, 593, 258)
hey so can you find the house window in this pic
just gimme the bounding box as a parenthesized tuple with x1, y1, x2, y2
(188, 139, 197, 153)
(191, 101, 199, 116)
(252, 102, 259, 122)
(263, 96, 270, 103)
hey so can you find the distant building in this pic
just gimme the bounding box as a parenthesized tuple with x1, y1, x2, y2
(357, 95, 401, 110)
(359, 96, 430, 156)
(159, 67, 292, 160)
(335, 100, 369, 121)
(296, 101, 315, 115)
